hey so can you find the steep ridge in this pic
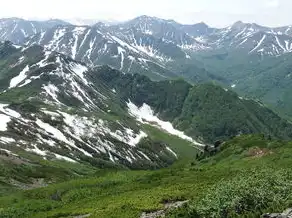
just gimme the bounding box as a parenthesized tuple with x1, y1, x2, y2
(25, 25, 177, 80)
(198, 21, 292, 56)
(0, 41, 184, 170)
(92, 66, 292, 143)
(115, 15, 207, 50)
(4, 16, 292, 63)
(23, 19, 224, 83)
(20, 16, 292, 93)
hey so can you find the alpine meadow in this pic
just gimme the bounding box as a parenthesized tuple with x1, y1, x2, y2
(1, 1, 292, 217)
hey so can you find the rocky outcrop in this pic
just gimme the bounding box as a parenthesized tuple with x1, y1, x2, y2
(140, 200, 188, 218)
(262, 208, 292, 218)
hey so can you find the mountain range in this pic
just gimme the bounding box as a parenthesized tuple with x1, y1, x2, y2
(1, 15, 292, 196)
(2, 16, 291, 116)
(1, 16, 292, 83)
(1, 38, 292, 172)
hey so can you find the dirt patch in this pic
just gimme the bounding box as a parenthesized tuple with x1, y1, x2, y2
(140, 200, 189, 218)
(248, 147, 273, 158)
(0, 154, 28, 165)
(8, 178, 48, 190)
(73, 214, 91, 218)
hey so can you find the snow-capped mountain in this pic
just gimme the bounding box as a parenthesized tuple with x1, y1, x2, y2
(1, 39, 292, 174)
(2, 16, 292, 87)
(178, 22, 217, 38)
(24, 25, 180, 79)
(21, 16, 216, 80)
(200, 21, 292, 56)
(2, 16, 292, 61)
(0, 18, 70, 44)
(116, 15, 206, 50)
(0, 41, 188, 169)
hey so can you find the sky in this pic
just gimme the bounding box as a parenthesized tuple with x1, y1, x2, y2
(1, 0, 292, 27)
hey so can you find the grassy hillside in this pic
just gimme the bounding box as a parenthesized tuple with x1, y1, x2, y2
(193, 50, 292, 119)
(175, 83, 292, 142)
(2, 135, 292, 217)
(0, 124, 200, 195)
(92, 66, 292, 143)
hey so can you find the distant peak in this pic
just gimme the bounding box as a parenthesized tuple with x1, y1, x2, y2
(132, 15, 165, 23)
(46, 18, 65, 23)
(94, 22, 107, 28)
(166, 19, 177, 24)
(136, 15, 154, 20)
(193, 22, 209, 28)
(0, 17, 25, 22)
(232, 21, 245, 28)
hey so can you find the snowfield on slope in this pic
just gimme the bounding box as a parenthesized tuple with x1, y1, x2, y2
(127, 101, 204, 147)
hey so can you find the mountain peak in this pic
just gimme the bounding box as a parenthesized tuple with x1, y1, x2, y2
(0, 17, 25, 22)
(231, 21, 267, 30)
(232, 21, 246, 28)
(44, 18, 70, 26)
(135, 15, 156, 20)
(94, 21, 107, 28)
(193, 22, 209, 28)
(130, 15, 167, 24)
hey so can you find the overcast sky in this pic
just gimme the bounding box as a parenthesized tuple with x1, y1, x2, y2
(1, 0, 291, 27)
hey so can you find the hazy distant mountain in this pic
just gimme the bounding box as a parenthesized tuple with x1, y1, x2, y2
(4, 16, 292, 119)
(0, 18, 70, 44)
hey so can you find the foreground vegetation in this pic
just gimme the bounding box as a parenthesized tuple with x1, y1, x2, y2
(1, 135, 292, 217)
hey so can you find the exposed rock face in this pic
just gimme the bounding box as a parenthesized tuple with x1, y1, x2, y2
(140, 200, 189, 218)
(262, 208, 292, 218)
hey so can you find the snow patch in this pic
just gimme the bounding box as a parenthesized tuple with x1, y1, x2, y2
(111, 35, 139, 53)
(0, 114, 11, 131)
(9, 65, 29, 89)
(166, 146, 178, 158)
(275, 36, 286, 51)
(0, 104, 21, 118)
(127, 101, 204, 147)
(128, 55, 135, 61)
(0, 148, 18, 156)
(0, 104, 22, 131)
(249, 35, 266, 54)
(53, 153, 77, 163)
(138, 151, 151, 161)
(46, 28, 66, 51)
(36, 119, 72, 146)
(72, 27, 86, 59)
(117, 46, 125, 70)
(69, 63, 89, 85)
(0, 137, 15, 144)
(125, 128, 147, 146)
(26, 144, 47, 156)
(41, 110, 61, 118)
(42, 83, 61, 104)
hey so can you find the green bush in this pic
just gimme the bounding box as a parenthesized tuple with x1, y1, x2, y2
(181, 168, 292, 217)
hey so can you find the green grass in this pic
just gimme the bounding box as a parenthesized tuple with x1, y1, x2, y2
(2, 135, 292, 217)
(0, 150, 101, 196)
(142, 124, 201, 158)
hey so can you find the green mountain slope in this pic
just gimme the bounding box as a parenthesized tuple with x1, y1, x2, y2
(1, 41, 292, 204)
(2, 135, 292, 217)
(93, 66, 292, 143)
(194, 50, 292, 119)
(0, 41, 202, 190)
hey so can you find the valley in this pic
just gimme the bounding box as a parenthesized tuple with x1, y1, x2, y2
(1, 14, 292, 218)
